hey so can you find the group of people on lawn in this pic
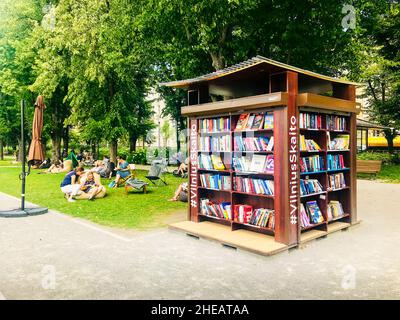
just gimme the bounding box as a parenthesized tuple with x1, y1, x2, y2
(58, 152, 189, 203)
(59, 156, 131, 202)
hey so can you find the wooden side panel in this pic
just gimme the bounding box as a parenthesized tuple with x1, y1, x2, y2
(287, 71, 300, 244)
(188, 118, 199, 222)
(274, 71, 299, 245)
(274, 107, 289, 244)
(350, 111, 358, 224)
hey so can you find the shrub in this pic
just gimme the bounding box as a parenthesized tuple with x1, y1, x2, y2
(357, 151, 398, 164)
(127, 149, 147, 165)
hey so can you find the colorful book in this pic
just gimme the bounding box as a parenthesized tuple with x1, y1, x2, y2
(250, 154, 267, 172)
(305, 200, 324, 224)
(235, 114, 250, 131)
(251, 113, 264, 130)
(263, 113, 274, 129)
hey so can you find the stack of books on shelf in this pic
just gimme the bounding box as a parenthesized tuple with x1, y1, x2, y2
(235, 113, 274, 131)
(199, 154, 226, 170)
(233, 204, 253, 223)
(328, 133, 349, 150)
(248, 208, 275, 228)
(326, 115, 347, 131)
(299, 201, 324, 228)
(300, 135, 322, 151)
(200, 199, 232, 220)
(233, 155, 274, 173)
(300, 155, 324, 173)
(300, 179, 324, 196)
(233, 176, 274, 195)
(199, 135, 231, 152)
(199, 117, 230, 132)
(234, 136, 274, 152)
(327, 154, 345, 170)
(327, 200, 345, 220)
(299, 113, 322, 129)
(200, 173, 231, 190)
(233, 205, 275, 229)
(328, 172, 346, 190)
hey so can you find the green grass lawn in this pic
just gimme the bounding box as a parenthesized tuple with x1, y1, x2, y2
(0, 156, 17, 167)
(0, 166, 187, 229)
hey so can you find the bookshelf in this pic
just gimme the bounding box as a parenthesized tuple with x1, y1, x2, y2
(162, 56, 359, 248)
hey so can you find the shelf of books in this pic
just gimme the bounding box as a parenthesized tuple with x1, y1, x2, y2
(196, 111, 276, 235)
(193, 109, 354, 243)
(299, 111, 352, 241)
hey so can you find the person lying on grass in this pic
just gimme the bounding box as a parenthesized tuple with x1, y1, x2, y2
(47, 160, 64, 173)
(168, 182, 188, 202)
(60, 167, 85, 202)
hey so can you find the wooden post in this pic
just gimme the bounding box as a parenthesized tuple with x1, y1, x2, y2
(188, 117, 199, 222)
(347, 85, 358, 224)
(274, 71, 299, 245)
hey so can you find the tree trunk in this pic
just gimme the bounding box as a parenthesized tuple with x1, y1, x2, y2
(129, 135, 137, 152)
(176, 121, 181, 153)
(51, 135, 62, 162)
(110, 139, 118, 163)
(91, 141, 97, 160)
(384, 129, 396, 154)
(63, 125, 69, 156)
(0, 139, 4, 160)
(210, 51, 225, 70)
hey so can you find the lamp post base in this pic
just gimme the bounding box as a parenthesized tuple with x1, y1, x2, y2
(0, 207, 48, 218)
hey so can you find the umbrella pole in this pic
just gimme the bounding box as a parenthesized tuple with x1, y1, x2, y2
(21, 99, 26, 211)
(0, 99, 48, 218)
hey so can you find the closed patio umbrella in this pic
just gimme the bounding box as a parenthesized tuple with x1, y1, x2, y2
(28, 95, 45, 163)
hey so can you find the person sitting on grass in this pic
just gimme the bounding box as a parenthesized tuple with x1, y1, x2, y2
(47, 160, 64, 174)
(177, 157, 189, 177)
(168, 182, 188, 202)
(60, 167, 85, 202)
(91, 160, 104, 174)
(39, 158, 51, 169)
(111, 156, 130, 188)
(79, 171, 101, 200)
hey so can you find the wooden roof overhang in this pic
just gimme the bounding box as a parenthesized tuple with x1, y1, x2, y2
(181, 92, 360, 117)
(181, 92, 288, 116)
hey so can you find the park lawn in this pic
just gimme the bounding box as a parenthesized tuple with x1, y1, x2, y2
(0, 167, 187, 229)
(0, 156, 16, 167)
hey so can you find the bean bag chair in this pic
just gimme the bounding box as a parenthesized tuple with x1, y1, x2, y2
(75, 185, 107, 200)
(63, 159, 73, 172)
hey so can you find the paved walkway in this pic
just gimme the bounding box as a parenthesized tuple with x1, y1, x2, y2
(0, 180, 399, 299)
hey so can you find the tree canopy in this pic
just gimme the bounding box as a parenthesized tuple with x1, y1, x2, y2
(0, 0, 399, 160)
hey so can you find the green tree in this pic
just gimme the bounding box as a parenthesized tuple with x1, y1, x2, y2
(0, 0, 47, 160)
(361, 3, 400, 153)
(47, 0, 154, 162)
(140, 0, 388, 152)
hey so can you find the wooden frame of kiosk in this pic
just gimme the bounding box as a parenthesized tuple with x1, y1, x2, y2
(163, 56, 360, 255)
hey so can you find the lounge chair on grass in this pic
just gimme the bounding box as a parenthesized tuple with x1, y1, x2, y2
(145, 159, 168, 186)
(125, 178, 148, 194)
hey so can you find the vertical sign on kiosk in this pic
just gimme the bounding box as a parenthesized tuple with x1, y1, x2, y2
(189, 117, 199, 222)
(287, 71, 299, 244)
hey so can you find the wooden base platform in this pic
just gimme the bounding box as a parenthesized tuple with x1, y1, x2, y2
(170, 220, 358, 256)
(327, 221, 351, 233)
(169, 221, 291, 256)
(300, 229, 327, 243)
